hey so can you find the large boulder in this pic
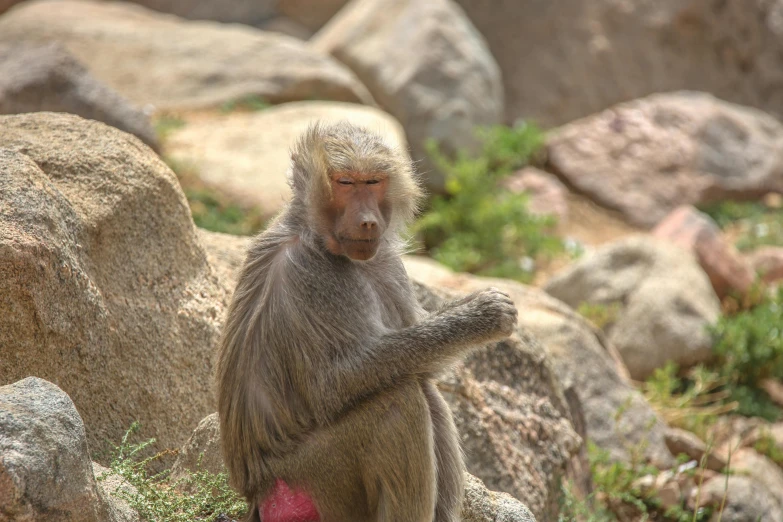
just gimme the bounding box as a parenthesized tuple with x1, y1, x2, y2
(0, 112, 227, 457)
(0, 42, 158, 150)
(0, 377, 126, 522)
(404, 256, 673, 468)
(0, 0, 373, 111)
(435, 328, 581, 520)
(454, 0, 783, 127)
(165, 101, 409, 218)
(313, 0, 503, 191)
(197, 230, 252, 293)
(547, 92, 783, 228)
(545, 236, 721, 380)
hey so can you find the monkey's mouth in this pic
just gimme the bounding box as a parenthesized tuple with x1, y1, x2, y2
(340, 237, 380, 245)
(339, 237, 381, 261)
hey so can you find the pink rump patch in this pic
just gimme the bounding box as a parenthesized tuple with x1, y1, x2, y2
(259, 479, 320, 522)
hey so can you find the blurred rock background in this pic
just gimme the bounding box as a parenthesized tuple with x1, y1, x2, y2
(2, 1, 783, 521)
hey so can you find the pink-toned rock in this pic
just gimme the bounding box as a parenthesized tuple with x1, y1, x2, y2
(547, 92, 783, 228)
(747, 247, 783, 283)
(664, 427, 726, 472)
(504, 167, 569, 223)
(653, 205, 754, 298)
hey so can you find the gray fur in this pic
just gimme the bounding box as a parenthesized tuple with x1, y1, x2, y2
(215, 122, 518, 522)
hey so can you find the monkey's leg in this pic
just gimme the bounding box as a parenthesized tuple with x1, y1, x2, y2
(423, 381, 465, 522)
(360, 380, 437, 522)
(273, 380, 436, 522)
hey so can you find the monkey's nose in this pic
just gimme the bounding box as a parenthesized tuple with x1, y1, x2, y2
(361, 219, 377, 230)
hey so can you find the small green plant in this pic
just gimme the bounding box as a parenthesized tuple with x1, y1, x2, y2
(414, 123, 563, 282)
(153, 114, 186, 141)
(577, 302, 621, 330)
(752, 431, 783, 467)
(165, 156, 266, 236)
(578, 443, 713, 522)
(99, 423, 246, 521)
(558, 480, 617, 522)
(643, 362, 735, 440)
(185, 187, 266, 236)
(710, 286, 783, 421)
(220, 95, 270, 113)
(699, 200, 783, 252)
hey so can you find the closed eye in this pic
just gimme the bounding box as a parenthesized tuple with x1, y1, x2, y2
(338, 179, 353, 185)
(366, 179, 379, 185)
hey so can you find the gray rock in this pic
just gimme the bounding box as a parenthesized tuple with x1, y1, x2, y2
(0, 112, 228, 459)
(454, 0, 783, 128)
(462, 474, 537, 522)
(545, 236, 720, 381)
(313, 0, 503, 192)
(664, 427, 726, 472)
(0, 377, 115, 521)
(128, 0, 276, 25)
(92, 463, 141, 522)
(0, 42, 158, 150)
(695, 475, 783, 522)
(171, 413, 224, 479)
(0, 0, 373, 111)
(403, 259, 674, 470)
(547, 92, 783, 228)
(437, 330, 581, 520)
(729, 449, 783, 508)
(197, 230, 252, 295)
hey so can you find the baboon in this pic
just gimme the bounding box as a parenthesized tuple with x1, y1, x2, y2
(216, 122, 518, 522)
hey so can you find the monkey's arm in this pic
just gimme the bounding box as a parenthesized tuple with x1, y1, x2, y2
(319, 288, 517, 409)
(377, 288, 516, 373)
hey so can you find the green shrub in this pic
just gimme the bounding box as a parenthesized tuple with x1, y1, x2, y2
(99, 423, 246, 522)
(153, 114, 186, 141)
(699, 200, 783, 252)
(710, 287, 783, 421)
(414, 123, 563, 282)
(165, 156, 266, 236)
(643, 362, 734, 440)
(577, 302, 621, 330)
(185, 187, 266, 236)
(753, 431, 783, 467)
(559, 442, 713, 522)
(220, 95, 270, 113)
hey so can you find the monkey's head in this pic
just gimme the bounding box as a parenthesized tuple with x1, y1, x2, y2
(289, 122, 424, 261)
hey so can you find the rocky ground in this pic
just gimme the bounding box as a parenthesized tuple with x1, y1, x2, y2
(2, 1, 783, 522)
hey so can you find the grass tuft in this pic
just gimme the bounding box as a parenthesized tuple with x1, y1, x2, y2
(98, 422, 246, 522)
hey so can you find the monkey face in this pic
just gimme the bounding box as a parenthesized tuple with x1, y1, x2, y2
(323, 171, 391, 261)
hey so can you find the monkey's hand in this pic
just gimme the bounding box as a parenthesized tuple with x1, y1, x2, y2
(455, 287, 518, 341)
